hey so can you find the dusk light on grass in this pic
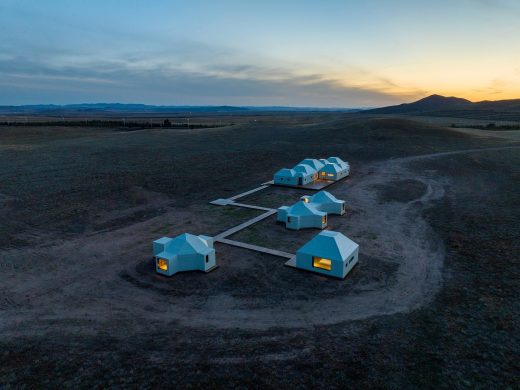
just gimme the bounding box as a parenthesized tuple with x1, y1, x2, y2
(1, 1, 518, 388)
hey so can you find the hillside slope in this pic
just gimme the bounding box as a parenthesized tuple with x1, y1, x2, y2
(366, 94, 520, 121)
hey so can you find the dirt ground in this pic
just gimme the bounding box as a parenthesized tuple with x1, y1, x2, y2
(0, 114, 519, 388)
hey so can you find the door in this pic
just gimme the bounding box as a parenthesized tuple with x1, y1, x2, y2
(298, 177, 302, 185)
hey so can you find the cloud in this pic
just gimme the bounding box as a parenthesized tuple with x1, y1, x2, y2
(0, 1, 426, 107)
(0, 40, 416, 107)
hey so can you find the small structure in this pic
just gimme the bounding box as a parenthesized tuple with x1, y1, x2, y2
(153, 233, 217, 276)
(292, 231, 359, 279)
(301, 190, 346, 215)
(277, 201, 327, 230)
(274, 168, 298, 186)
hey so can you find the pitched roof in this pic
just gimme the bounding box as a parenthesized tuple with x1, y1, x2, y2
(287, 201, 325, 217)
(327, 157, 349, 170)
(297, 231, 358, 261)
(299, 158, 325, 171)
(310, 190, 342, 204)
(293, 164, 317, 175)
(275, 168, 296, 177)
(162, 233, 213, 256)
(320, 162, 342, 173)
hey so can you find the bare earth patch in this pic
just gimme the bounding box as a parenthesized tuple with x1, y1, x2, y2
(0, 150, 455, 334)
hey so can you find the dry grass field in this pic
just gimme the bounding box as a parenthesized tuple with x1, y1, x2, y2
(0, 113, 518, 388)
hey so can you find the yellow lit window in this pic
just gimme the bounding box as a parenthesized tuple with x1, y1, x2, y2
(321, 172, 326, 176)
(322, 215, 327, 224)
(313, 256, 332, 271)
(303, 197, 309, 203)
(157, 258, 168, 271)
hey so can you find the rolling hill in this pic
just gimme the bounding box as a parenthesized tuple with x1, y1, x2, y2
(366, 94, 520, 121)
(0, 103, 358, 117)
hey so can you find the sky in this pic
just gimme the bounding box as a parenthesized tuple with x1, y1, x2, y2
(1, 0, 519, 107)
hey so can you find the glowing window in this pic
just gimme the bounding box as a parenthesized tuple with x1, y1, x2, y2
(303, 197, 309, 203)
(322, 215, 327, 224)
(313, 256, 332, 271)
(321, 172, 326, 176)
(327, 173, 334, 177)
(157, 258, 168, 271)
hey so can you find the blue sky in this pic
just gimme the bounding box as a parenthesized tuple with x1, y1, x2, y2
(1, 0, 519, 106)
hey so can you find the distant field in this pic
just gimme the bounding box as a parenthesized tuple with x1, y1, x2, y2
(0, 113, 518, 388)
(360, 113, 520, 128)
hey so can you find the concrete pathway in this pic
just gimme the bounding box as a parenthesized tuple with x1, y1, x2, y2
(213, 209, 277, 240)
(230, 202, 274, 211)
(209, 198, 273, 211)
(216, 238, 294, 259)
(209, 198, 234, 206)
(207, 171, 350, 260)
(229, 184, 270, 200)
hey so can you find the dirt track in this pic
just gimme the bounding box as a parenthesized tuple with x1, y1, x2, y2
(1, 117, 519, 387)
(2, 145, 516, 335)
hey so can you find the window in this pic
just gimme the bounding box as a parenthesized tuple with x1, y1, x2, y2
(322, 215, 327, 224)
(303, 197, 309, 203)
(327, 173, 334, 177)
(313, 256, 332, 271)
(321, 172, 326, 176)
(157, 258, 168, 271)
(206, 255, 209, 263)
(287, 216, 292, 223)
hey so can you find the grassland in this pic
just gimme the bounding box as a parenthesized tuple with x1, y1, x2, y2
(0, 113, 518, 388)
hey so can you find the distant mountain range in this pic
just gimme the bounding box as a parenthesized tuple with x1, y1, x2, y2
(3, 96, 520, 121)
(365, 94, 520, 121)
(0, 103, 359, 116)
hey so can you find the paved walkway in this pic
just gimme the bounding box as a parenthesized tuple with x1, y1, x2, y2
(216, 238, 294, 259)
(229, 184, 270, 200)
(209, 198, 234, 206)
(231, 202, 274, 211)
(209, 198, 273, 211)
(213, 209, 277, 240)
(208, 173, 348, 260)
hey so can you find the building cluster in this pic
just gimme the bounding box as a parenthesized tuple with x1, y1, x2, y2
(274, 157, 350, 187)
(153, 156, 359, 279)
